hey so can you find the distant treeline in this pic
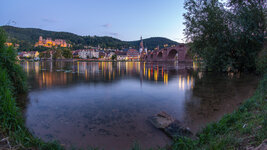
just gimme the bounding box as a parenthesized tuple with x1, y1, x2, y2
(2, 25, 179, 51)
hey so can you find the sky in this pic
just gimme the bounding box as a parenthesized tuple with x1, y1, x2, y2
(0, 0, 186, 42)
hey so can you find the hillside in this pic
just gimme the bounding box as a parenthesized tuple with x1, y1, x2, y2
(1, 26, 179, 51)
(128, 37, 179, 50)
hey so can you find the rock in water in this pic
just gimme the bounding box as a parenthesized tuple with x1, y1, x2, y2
(164, 120, 193, 139)
(148, 111, 174, 129)
(148, 112, 193, 139)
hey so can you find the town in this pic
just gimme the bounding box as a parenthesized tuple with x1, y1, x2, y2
(13, 36, 188, 62)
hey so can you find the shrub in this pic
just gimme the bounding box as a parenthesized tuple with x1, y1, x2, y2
(256, 47, 267, 74)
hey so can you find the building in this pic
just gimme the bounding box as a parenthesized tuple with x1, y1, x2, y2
(18, 51, 39, 59)
(108, 52, 115, 59)
(72, 50, 81, 58)
(139, 36, 148, 61)
(5, 42, 13, 47)
(92, 50, 99, 58)
(35, 36, 71, 48)
(77, 49, 99, 59)
(99, 51, 106, 59)
(78, 50, 90, 59)
(30, 51, 39, 58)
(116, 51, 127, 61)
(127, 49, 139, 61)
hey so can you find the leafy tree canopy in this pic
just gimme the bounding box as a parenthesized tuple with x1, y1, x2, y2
(184, 0, 266, 72)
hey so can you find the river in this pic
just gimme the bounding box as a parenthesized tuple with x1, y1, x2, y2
(19, 61, 258, 150)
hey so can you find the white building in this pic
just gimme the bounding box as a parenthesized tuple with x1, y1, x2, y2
(78, 49, 99, 59)
(92, 50, 99, 58)
(78, 50, 90, 59)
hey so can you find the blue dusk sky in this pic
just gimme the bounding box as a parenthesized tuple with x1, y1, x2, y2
(0, 0, 186, 42)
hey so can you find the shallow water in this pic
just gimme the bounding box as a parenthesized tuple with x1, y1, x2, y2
(20, 61, 258, 150)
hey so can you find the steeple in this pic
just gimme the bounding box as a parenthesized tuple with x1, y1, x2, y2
(139, 36, 144, 53)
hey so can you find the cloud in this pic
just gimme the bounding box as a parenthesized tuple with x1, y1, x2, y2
(42, 18, 57, 23)
(101, 24, 111, 28)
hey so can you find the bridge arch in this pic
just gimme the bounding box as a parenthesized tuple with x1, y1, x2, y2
(157, 51, 163, 59)
(144, 45, 191, 62)
(167, 49, 178, 60)
(150, 53, 154, 59)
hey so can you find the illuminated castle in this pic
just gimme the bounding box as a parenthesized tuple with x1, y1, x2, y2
(35, 36, 70, 48)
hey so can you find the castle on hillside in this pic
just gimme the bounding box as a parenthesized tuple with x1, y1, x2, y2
(35, 36, 71, 48)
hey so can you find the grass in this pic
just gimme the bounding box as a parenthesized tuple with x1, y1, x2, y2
(172, 73, 267, 150)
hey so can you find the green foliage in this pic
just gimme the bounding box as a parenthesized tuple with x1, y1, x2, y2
(52, 49, 63, 59)
(0, 28, 27, 93)
(34, 46, 50, 52)
(50, 48, 73, 59)
(61, 48, 73, 59)
(172, 137, 196, 150)
(184, 0, 266, 72)
(128, 37, 179, 50)
(256, 46, 267, 74)
(39, 50, 51, 59)
(111, 54, 117, 60)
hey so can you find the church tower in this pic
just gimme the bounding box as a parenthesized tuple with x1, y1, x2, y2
(139, 36, 144, 54)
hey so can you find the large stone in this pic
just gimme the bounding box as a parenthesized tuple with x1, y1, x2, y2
(148, 111, 174, 129)
(148, 112, 193, 139)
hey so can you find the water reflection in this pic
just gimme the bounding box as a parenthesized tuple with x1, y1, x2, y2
(21, 61, 194, 90)
(20, 61, 258, 150)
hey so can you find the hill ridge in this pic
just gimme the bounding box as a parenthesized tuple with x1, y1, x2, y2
(1, 25, 179, 51)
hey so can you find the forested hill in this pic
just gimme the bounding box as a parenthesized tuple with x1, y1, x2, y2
(1, 26, 179, 51)
(127, 37, 179, 50)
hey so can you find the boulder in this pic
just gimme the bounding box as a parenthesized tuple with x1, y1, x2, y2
(148, 111, 174, 129)
(148, 112, 193, 139)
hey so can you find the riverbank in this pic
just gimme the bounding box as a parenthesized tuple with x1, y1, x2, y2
(20, 58, 141, 62)
(0, 66, 64, 150)
(172, 73, 267, 150)
(0, 28, 64, 149)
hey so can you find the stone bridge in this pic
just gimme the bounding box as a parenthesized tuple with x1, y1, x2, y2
(143, 44, 192, 62)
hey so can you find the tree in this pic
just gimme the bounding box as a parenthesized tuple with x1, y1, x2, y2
(34, 46, 49, 52)
(0, 28, 27, 93)
(39, 51, 51, 59)
(183, 0, 266, 72)
(61, 48, 73, 59)
(52, 49, 62, 59)
(227, 0, 266, 72)
(111, 54, 117, 60)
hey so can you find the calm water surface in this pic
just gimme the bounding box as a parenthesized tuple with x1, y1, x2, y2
(20, 61, 258, 150)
